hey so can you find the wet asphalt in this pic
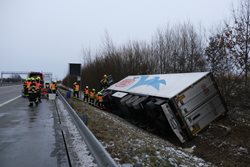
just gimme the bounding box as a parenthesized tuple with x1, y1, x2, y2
(0, 85, 22, 104)
(0, 85, 69, 167)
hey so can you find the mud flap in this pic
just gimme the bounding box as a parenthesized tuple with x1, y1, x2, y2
(161, 103, 186, 143)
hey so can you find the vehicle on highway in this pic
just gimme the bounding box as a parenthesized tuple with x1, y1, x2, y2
(29, 72, 44, 85)
(22, 72, 52, 97)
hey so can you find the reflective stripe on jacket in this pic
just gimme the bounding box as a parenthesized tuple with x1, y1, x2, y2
(28, 83, 37, 93)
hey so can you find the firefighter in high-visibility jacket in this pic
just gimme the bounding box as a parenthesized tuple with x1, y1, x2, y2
(45, 83, 50, 89)
(83, 86, 89, 102)
(28, 77, 38, 106)
(100, 74, 108, 89)
(23, 78, 29, 97)
(51, 81, 57, 94)
(97, 92, 104, 109)
(35, 77, 42, 102)
(89, 89, 95, 105)
(73, 82, 80, 98)
(25, 78, 32, 97)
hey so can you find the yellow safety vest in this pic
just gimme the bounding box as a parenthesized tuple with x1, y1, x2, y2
(90, 91, 95, 98)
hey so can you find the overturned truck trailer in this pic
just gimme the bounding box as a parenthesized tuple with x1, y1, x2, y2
(106, 72, 227, 143)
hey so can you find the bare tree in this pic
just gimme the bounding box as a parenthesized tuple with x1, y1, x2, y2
(66, 22, 206, 92)
(205, 0, 250, 105)
(229, 0, 250, 87)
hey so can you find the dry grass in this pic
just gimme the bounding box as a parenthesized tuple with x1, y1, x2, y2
(66, 97, 210, 167)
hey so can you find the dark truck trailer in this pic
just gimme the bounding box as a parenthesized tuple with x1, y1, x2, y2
(106, 72, 227, 143)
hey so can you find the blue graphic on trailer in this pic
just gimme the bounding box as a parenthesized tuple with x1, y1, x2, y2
(128, 76, 166, 91)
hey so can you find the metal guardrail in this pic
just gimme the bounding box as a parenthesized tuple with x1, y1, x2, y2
(58, 91, 118, 167)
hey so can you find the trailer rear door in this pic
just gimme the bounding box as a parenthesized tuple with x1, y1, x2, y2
(174, 74, 227, 135)
(161, 103, 186, 143)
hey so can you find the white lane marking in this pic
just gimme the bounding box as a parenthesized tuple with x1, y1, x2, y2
(0, 84, 22, 89)
(0, 113, 8, 118)
(0, 95, 22, 108)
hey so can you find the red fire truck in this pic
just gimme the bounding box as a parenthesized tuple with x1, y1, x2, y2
(23, 72, 51, 97)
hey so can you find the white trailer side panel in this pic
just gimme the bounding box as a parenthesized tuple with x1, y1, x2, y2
(175, 75, 218, 116)
(108, 72, 209, 98)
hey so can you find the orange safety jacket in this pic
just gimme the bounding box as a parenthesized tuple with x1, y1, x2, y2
(98, 95, 103, 102)
(26, 81, 31, 89)
(51, 83, 56, 90)
(84, 88, 89, 95)
(90, 91, 95, 98)
(74, 84, 80, 91)
(35, 82, 41, 90)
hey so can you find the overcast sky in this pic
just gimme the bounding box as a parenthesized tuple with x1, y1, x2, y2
(0, 0, 236, 80)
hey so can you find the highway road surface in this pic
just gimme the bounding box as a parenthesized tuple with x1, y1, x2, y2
(0, 85, 96, 167)
(0, 85, 22, 106)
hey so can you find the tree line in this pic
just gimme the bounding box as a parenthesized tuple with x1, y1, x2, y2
(63, 0, 250, 108)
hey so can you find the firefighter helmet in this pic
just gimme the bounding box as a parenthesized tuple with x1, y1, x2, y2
(30, 77, 35, 82)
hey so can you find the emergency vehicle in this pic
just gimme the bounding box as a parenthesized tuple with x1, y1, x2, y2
(23, 72, 52, 97)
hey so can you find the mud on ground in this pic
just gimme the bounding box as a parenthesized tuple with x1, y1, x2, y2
(67, 96, 249, 167)
(191, 108, 250, 167)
